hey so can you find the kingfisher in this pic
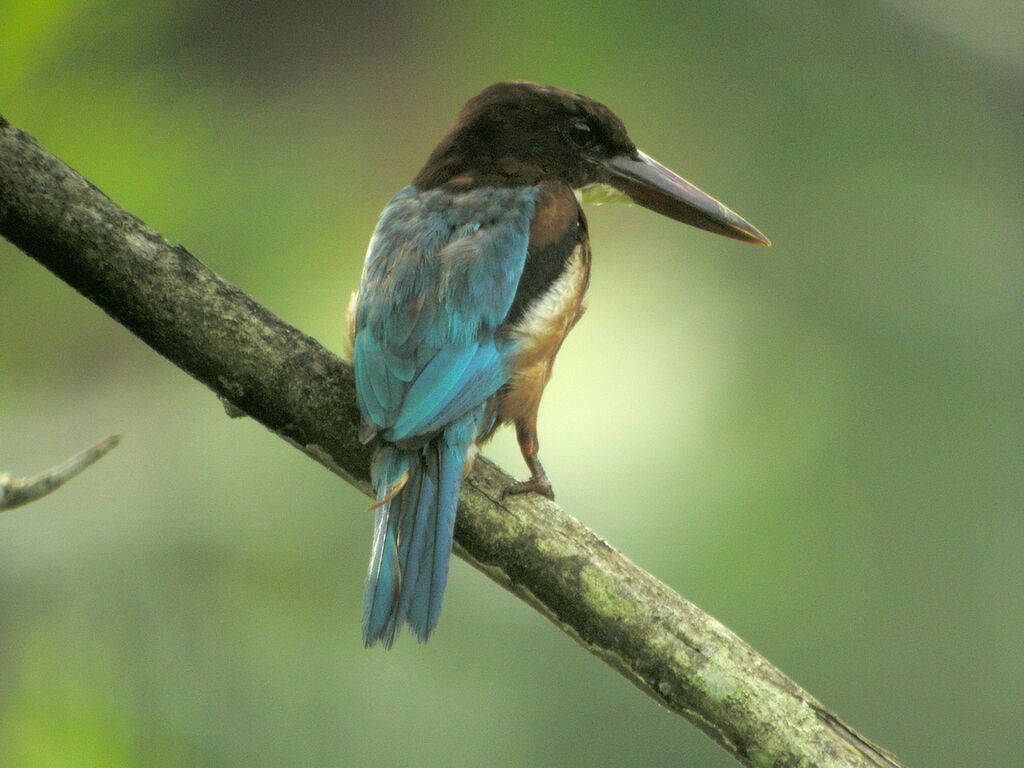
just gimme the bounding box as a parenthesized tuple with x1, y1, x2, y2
(349, 81, 768, 647)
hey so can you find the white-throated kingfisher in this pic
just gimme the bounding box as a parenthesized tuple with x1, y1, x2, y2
(349, 82, 768, 647)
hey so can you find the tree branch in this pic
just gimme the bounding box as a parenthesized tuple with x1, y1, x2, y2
(0, 114, 902, 768)
(0, 434, 121, 511)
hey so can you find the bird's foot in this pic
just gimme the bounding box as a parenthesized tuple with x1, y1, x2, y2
(500, 476, 555, 501)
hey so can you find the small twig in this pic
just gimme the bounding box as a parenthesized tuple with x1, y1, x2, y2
(0, 435, 122, 511)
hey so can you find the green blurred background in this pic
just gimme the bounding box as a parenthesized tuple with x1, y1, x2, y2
(1, 1, 1021, 766)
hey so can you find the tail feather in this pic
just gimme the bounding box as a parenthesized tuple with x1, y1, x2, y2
(407, 441, 462, 639)
(361, 448, 409, 647)
(362, 437, 467, 647)
(362, 496, 400, 647)
(392, 449, 436, 626)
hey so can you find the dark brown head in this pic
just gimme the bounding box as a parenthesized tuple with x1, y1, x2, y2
(414, 81, 769, 245)
(413, 82, 636, 189)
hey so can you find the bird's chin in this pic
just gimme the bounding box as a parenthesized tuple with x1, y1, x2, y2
(575, 183, 634, 207)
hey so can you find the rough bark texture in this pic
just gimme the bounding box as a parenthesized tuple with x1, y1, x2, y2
(0, 115, 902, 768)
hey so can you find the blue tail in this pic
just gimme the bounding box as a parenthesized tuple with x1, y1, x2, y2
(362, 435, 466, 647)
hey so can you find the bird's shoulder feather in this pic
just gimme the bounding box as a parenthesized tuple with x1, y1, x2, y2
(354, 185, 540, 442)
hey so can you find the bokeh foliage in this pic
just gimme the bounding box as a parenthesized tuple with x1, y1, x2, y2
(1, 1, 1021, 766)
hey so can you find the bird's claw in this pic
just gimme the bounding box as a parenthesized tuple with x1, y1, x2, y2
(501, 477, 555, 501)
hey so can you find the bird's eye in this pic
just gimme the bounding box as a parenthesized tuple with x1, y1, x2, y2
(566, 119, 595, 149)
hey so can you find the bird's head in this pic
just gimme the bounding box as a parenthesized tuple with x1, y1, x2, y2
(413, 81, 769, 246)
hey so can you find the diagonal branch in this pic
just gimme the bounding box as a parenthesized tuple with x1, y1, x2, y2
(0, 114, 902, 768)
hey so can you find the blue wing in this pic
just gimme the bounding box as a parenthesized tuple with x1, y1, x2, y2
(354, 185, 540, 443)
(353, 184, 539, 646)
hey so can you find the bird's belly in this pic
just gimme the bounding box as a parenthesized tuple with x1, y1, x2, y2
(497, 243, 589, 425)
